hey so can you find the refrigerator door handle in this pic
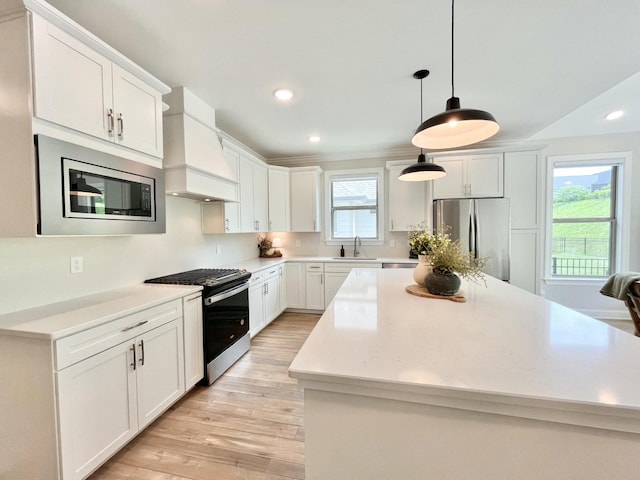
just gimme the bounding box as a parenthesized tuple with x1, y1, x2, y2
(472, 200, 479, 258)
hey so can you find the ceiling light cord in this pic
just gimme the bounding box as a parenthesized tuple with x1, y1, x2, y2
(451, 0, 455, 98)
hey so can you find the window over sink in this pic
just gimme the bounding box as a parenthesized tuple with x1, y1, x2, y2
(324, 168, 385, 245)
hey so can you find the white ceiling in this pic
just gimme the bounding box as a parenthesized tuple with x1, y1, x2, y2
(46, 0, 640, 161)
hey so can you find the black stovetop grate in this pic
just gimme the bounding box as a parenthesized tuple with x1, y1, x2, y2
(145, 268, 248, 286)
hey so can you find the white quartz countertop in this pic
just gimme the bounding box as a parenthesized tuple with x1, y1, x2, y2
(289, 269, 640, 430)
(0, 284, 202, 340)
(229, 256, 417, 274)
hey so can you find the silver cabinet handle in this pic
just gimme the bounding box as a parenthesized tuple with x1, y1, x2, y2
(117, 113, 124, 140)
(225, 218, 230, 232)
(138, 339, 145, 366)
(130, 344, 136, 371)
(186, 295, 200, 302)
(391, 219, 394, 230)
(122, 320, 148, 332)
(107, 108, 114, 136)
(320, 274, 323, 285)
(269, 220, 272, 231)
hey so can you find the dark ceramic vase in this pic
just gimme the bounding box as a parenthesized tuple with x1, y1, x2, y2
(424, 270, 461, 296)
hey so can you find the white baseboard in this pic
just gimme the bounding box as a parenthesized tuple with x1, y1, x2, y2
(580, 308, 631, 321)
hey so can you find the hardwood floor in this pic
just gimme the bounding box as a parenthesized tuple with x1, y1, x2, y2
(90, 312, 320, 480)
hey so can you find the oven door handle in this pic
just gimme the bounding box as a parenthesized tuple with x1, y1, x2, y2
(204, 281, 249, 305)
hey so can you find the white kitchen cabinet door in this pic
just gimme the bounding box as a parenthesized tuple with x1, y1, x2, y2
(286, 262, 306, 309)
(510, 229, 540, 294)
(268, 167, 291, 232)
(239, 156, 256, 232)
(57, 340, 138, 480)
(306, 263, 325, 310)
(135, 319, 185, 429)
(249, 278, 266, 337)
(387, 164, 428, 231)
(324, 271, 349, 309)
(432, 157, 466, 199)
(433, 154, 503, 199)
(265, 272, 281, 324)
(278, 265, 287, 313)
(505, 151, 541, 229)
(31, 14, 113, 142)
(112, 64, 164, 157)
(223, 147, 242, 232)
(290, 168, 322, 232)
(466, 154, 504, 198)
(183, 293, 203, 390)
(253, 162, 269, 232)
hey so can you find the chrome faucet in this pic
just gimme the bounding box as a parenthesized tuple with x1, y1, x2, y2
(353, 236, 361, 257)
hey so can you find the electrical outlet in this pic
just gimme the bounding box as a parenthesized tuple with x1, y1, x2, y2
(295, 240, 301, 247)
(70, 256, 83, 274)
(390, 239, 395, 247)
(216, 245, 221, 254)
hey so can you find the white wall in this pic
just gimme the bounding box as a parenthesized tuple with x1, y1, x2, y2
(274, 155, 421, 259)
(0, 196, 259, 315)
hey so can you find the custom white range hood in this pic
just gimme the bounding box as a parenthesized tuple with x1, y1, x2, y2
(162, 87, 238, 202)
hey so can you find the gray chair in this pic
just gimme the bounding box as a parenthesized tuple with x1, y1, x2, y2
(627, 281, 640, 337)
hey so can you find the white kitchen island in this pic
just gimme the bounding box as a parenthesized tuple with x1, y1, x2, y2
(289, 269, 640, 480)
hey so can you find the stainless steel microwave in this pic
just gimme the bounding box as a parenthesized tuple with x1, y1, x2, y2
(35, 135, 166, 235)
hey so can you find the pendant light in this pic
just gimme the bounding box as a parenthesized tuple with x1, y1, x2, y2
(399, 70, 446, 182)
(411, 0, 499, 150)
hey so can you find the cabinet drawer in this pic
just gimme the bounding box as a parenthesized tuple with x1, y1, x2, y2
(306, 262, 324, 272)
(325, 263, 381, 272)
(55, 299, 182, 370)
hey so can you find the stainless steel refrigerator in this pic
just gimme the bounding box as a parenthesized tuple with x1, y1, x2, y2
(433, 198, 510, 281)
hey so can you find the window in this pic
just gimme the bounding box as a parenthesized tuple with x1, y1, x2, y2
(324, 168, 384, 244)
(547, 153, 630, 279)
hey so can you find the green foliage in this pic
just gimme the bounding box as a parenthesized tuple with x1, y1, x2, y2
(407, 221, 448, 255)
(554, 184, 590, 203)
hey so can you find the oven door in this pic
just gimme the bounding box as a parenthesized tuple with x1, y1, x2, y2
(203, 282, 250, 363)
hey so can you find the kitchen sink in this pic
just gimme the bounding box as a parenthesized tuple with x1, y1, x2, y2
(331, 257, 377, 260)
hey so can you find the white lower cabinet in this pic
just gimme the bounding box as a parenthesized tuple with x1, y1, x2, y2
(286, 262, 306, 309)
(305, 263, 325, 310)
(182, 292, 204, 389)
(324, 263, 382, 308)
(278, 265, 287, 312)
(55, 301, 185, 479)
(57, 339, 137, 480)
(249, 266, 283, 337)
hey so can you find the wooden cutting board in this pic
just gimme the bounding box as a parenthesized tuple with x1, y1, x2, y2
(405, 284, 466, 303)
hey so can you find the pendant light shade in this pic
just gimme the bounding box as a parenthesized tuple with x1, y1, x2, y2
(399, 70, 447, 182)
(412, 0, 499, 150)
(399, 153, 446, 181)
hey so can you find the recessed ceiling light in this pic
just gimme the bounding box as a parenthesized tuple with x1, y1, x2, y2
(308, 136, 321, 143)
(273, 88, 294, 101)
(172, 193, 179, 196)
(605, 110, 624, 121)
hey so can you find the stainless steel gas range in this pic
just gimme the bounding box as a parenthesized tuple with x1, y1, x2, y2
(146, 268, 251, 385)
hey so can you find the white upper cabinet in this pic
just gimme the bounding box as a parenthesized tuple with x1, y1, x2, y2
(290, 167, 322, 232)
(31, 14, 113, 142)
(239, 154, 268, 232)
(30, 13, 167, 159)
(504, 151, 541, 229)
(268, 167, 291, 232)
(432, 154, 504, 199)
(387, 162, 431, 231)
